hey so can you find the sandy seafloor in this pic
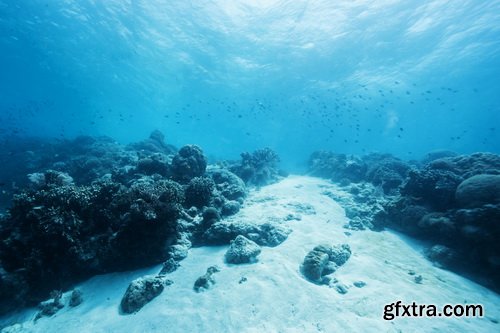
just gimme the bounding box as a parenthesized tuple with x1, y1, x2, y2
(1, 176, 499, 333)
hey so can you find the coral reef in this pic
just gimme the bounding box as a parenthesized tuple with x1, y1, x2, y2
(0, 131, 250, 316)
(0, 176, 184, 314)
(309, 150, 500, 291)
(0, 132, 258, 315)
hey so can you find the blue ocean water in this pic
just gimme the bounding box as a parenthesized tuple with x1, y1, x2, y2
(1, 0, 499, 169)
(1, 1, 500, 328)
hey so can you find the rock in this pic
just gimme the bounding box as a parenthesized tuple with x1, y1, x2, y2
(455, 174, 500, 207)
(193, 266, 220, 292)
(120, 275, 172, 314)
(312, 244, 351, 267)
(322, 261, 337, 275)
(35, 291, 64, 320)
(334, 283, 349, 294)
(302, 250, 330, 282)
(168, 244, 190, 261)
(225, 235, 261, 264)
(301, 244, 352, 285)
(284, 213, 301, 221)
(353, 281, 366, 288)
(257, 222, 292, 246)
(69, 289, 83, 307)
(327, 244, 352, 266)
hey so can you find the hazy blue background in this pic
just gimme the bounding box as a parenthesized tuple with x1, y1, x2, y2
(1, 0, 499, 169)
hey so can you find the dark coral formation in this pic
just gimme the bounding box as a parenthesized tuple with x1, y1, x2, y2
(171, 145, 207, 183)
(184, 177, 216, 209)
(0, 176, 183, 314)
(0, 134, 139, 210)
(309, 150, 500, 291)
(230, 148, 285, 186)
(0, 131, 259, 316)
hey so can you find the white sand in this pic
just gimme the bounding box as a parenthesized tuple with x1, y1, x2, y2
(1, 175, 499, 332)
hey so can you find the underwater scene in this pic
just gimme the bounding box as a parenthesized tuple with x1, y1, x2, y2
(0, 0, 499, 332)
